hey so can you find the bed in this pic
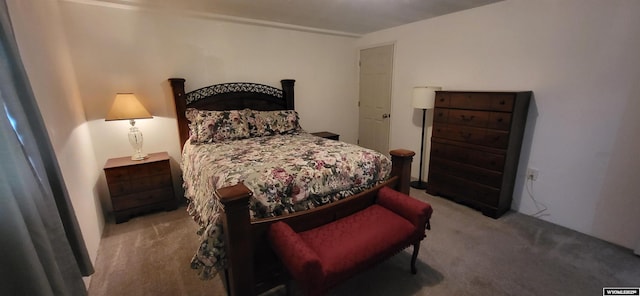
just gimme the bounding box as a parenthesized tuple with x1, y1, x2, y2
(169, 78, 415, 295)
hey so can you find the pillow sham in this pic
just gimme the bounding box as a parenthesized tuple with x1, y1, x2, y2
(185, 108, 250, 143)
(246, 109, 302, 137)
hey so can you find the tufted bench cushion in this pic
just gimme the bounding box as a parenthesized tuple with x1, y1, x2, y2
(268, 186, 433, 295)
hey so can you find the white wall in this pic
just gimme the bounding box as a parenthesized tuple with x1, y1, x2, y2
(58, 2, 359, 213)
(6, 0, 104, 287)
(356, 0, 640, 249)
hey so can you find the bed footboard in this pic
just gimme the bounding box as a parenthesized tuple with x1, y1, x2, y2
(216, 149, 414, 295)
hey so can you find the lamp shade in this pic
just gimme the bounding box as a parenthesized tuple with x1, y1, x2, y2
(105, 93, 152, 121)
(411, 86, 441, 109)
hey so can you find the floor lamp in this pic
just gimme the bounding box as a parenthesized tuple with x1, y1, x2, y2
(410, 86, 441, 189)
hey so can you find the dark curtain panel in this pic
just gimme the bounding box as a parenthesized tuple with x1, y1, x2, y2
(0, 1, 93, 295)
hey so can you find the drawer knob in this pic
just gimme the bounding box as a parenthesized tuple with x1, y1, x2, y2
(497, 118, 503, 122)
(500, 100, 506, 105)
(460, 132, 472, 139)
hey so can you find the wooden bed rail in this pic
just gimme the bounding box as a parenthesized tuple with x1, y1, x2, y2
(217, 149, 414, 295)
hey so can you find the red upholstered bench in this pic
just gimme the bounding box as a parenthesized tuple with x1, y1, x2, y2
(268, 186, 433, 296)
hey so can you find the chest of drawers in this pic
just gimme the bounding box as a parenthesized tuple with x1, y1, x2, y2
(426, 91, 531, 218)
(104, 152, 177, 223)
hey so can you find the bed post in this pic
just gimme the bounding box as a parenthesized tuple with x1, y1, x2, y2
(390, 149, 415, 195)
(217, 183, 254, 296)
(281, 79, 295, 110)
(169, 78, 189, 149)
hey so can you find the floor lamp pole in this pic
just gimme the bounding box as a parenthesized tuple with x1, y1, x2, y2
(410, 108, 428, 189)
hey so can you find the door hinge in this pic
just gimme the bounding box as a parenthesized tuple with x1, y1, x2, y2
(357, 139, 360, 144)
(358, 101, 360, 107)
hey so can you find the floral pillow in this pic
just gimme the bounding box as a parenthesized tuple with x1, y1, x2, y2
(185, 108, 250, 143)
(245, 109, 302, 137)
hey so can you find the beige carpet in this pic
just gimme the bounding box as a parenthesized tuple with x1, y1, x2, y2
(88, 188, 640, 295)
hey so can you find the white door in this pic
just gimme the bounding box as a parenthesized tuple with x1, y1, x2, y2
(358, 44, 394, 154)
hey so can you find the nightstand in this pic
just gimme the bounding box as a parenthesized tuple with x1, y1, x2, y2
(311, 131, 340, 141)
(104, 152, 177, 223)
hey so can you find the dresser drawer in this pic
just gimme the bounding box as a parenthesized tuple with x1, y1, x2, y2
(437, 92, 515, 112)
(427, 172, 501, 206)
(446, 109, 490, 128)
(111, 187, 174, 211)
(434, 124, 484, 144)
(433, 124, 509, 149)
(436, 109, 512, 131)
(429, 158, 503, 188)
(430, 141, 505, 171)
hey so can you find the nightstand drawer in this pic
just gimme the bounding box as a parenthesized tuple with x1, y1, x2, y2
(111, 188, 174, 211)
(108, 174, 172, 196)
(132, 160, 171, 177)
(105, 166, 130, 183)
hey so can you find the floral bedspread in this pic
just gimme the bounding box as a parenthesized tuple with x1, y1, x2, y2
(181, 132, 392, 279)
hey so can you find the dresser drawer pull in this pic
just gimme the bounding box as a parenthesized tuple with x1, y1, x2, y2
(499, 100, 506, 105)
(497, 118, 503, 122)
(460, 115, 475, 122)
(460, 132, 472, 139)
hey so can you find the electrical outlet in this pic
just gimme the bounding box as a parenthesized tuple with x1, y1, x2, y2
(527, 168, 539, 181)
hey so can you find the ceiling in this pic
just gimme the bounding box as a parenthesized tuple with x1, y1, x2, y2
(80, 0, 503, 36)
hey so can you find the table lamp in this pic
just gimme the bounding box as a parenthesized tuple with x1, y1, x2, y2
(105, 93, 152, 160)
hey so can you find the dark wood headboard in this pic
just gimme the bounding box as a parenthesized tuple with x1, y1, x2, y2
(168, 78, 296, 148)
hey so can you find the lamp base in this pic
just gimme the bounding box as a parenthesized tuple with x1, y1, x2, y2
(410, 180, 428, 190)
(131, 153, 148, 161)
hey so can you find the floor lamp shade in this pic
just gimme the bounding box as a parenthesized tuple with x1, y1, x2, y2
(410, 86, 441, 189)
(105, 93, 153, 161)
(412, 86, 439, 109)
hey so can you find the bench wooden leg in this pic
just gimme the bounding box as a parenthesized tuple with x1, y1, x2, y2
(411, 242, 420, 274)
